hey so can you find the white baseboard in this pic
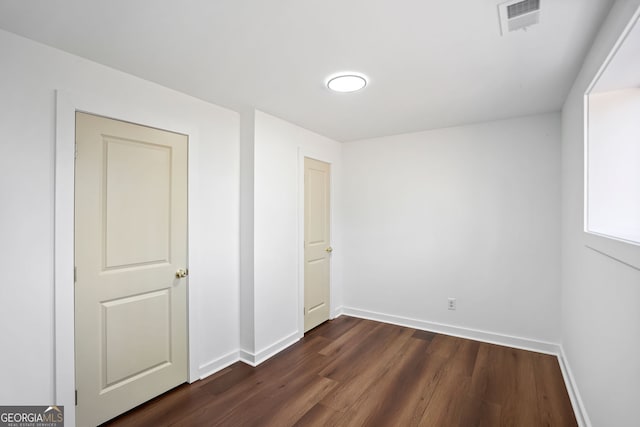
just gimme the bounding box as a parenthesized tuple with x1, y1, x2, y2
(330, 306, 344, 319)
(239, 331, 300, 367)
(238, 349, 257, 367)
(341, 306, 560, 355)
(557, 346, 591, 427)
(198, 350, 240, 380)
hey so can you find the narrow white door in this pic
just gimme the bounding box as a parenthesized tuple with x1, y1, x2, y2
(304, 157, 331, 332)
(75, 112, 188, 426)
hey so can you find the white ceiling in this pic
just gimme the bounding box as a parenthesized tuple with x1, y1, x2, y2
(0, 0, 614, 141)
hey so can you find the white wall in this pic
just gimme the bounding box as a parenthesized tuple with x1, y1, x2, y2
(0, 29, 240, 414)
(342, 113, 561, 345)
(561, 2, 640, 426)
(251, 111, 342, 360)
(587, 89, 640, 243)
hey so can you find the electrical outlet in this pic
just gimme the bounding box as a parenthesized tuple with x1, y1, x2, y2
(448, 298, 456, 310)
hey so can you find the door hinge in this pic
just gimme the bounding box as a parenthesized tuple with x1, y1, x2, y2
(303, 307, 306, 315)
(75, 390, 78, 406)
(74, 266, 77, 283)
(74, 142, 78, 159)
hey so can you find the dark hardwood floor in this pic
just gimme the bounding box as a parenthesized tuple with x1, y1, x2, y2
(102, 316, 577, 426)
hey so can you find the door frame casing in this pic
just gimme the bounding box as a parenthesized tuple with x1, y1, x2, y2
(54, 90, 199, 425)
(297, 148, 336, 338)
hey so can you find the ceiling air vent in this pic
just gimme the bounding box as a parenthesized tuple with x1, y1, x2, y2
(498, 0, 541, 35)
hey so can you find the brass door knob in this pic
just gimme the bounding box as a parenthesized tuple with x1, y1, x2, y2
(175, 268, 188, 278)
(325, 247, 333, 253)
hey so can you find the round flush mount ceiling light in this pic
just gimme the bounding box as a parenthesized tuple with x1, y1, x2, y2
(326, 72, 368, 93)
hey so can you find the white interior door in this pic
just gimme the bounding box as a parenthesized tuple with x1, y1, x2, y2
(74, 112, 188, 426)
(304, 157, 331, 332)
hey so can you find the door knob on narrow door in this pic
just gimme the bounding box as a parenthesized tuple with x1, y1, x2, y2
(175, 269, 188, 278)
(325, 247, 333, 253)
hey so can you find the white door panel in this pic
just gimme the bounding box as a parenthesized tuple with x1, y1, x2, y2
(75, 112, 188, 426)
(304, 157, 331, 332)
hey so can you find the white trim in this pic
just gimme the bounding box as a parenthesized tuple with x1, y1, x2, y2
(54, 92, 76, 419)
(557, 346, 592, 427)
(341, 306, 560, 355)
(54, 90, 202, 426)
(239, 331, 300, 367)
(238, 350, 257, 367)
(296, 147, 305, 340)
(198, 350, 241, 380)
(583, 90, 590, 234)
(330, 306, 344, 320)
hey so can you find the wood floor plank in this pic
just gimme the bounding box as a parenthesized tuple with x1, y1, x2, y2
(103, 316, 578, 427)
(199, 362, 255, 395)
(291, 403, 341, 427)
(317, 318, 378, 357)
(318, 323, 410, 382)
(469, 342, 493, 400)
(402, 352, 451, 426)
(458, 398, 502, 427)
(499, 348, 542, 427)
(319, 326, 415, 412)
(257, 376, 337, 426)
(102, 382, 213, 427)
(209, 373, 336, 427)
(419, 370, 472, 427)
(447, 338, 480, 377)
(532, 352, 578, 427)
(412, 329, 437, 342)
(426, 333, 463, 359)
(168, 335, 328, 426)
(307, 315, 362, 341)
(417, 340, 477, 426)
(478, 343, 515, 406)
(330, 337, 433, 426)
